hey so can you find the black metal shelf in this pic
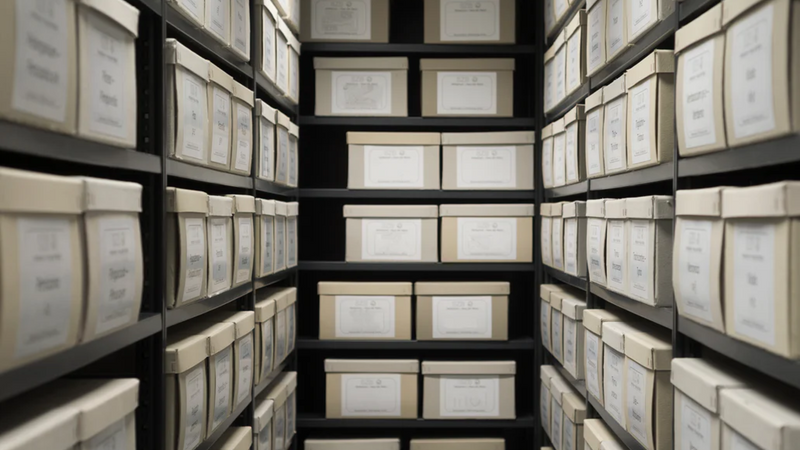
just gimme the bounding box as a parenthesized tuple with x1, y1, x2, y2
(545, 181, 588, 199)
(167, 159, 254, 189)
(0, 313, 162, 403)
(255, 356, 293, 396)
(678, 134, 800, 178)
(588, 397, 647, 450)
(254, 268, 297, 290)
(133, 0, 162, 16)
(255, 178, 298, 198)
(545, 0, 587, 48)
(299, 261, 536, 272)
(256, 73, 300, 117)
(589, 162, 674, 191)
(549, 356, 587, 399)
(545, 267, 588, 291)
(297, 416, 536, 429)
(298, 337, 535, 351)
(300, 189, 535, 200)
(680, 0, 719, 22)
(545, 83, 591, 123)
(299, 117, 537, 128)
(590, 283, 673, 330)
(196, 397, 251, 450)
(300, 43, 536, 55)
(166, 284, 253, 327)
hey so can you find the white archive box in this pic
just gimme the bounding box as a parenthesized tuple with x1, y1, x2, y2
(206, 311, 256, 410)
(603, 74, 628, 175)
(562, 391, 587, 450)
(415, 281, 510, 341)
(283, 287, 299, 358)
(256, 199, 276, 278)
(585, 89, 605, 178)
(256, 100, 278, 182)
(442, 131, 535, 191)
(229, 0, 251, 62)
(424, 0, 517, 44)
(257, 0, 280, 85)
(420, 58, 515, 117)
(286, 202, 298, 268)
(626, 0, 675, 43)
(254, 395, 274, 450)
(541, 284, 565, 352)
(273, 0, 300, 34)
(275, 16, 291, 95)
(167, 188, 208, 309)
(586, 0, 608, 77)
(422, 361, 516, 420)
(583, 309, 628, 406)
(210, 427, 252, 450)
(205, 0, 230, 47)
(166, 332, 208, 450)
(550, 34, 568, 112)
(0, 392, 81, 450)
(166, 39, 211, 167)
(207, 64, 235, 171)
(325, 359, 419, 419)
(440, 204, 535, 263)
(601, 320, 646, 428)
(673, 187, 726, 333)
(585, 418, 625, 450)
(275, 371, 298, 443)
(540, 365, 560, 435)
(552, 118, 567, 187)
(719, 386, 800, 450)
(606, 0, 629, 62)
(260, 287, 294, 365)
(543, 33, 563, 113)
(227, 195, 255, 287)
(263, 369, 290, 450)
(314, 57, 409, 117)
(344, 205, 439, 262)
(281, 21, 301, 105)
(288, 122, 299, 187)
(625, 195, 674, 307)
(542, 124, 555, 189)
(207, 196, 234, 297)
(549, 375, 575, 450)
(549, 287, 567, 363)
(317, 282, 413, 340)
(275, 112, 292, 185)
(411, 438, 505, 450)
(76, 0, 140, 148)
(605, 198, 627, 295)
(563, 201, 588, 277)
(565, 11, 587, 96)
(551, 202, 566, 271)
(301, 0, 391, 43)
(541, 203, 554, 267)
(565, 105, 586, 185)
(274, 201, 288, 272)
(721, 182, 800, 358)
(347, 132, 441, 190)
(168, 0, 205, 28)
(586, 199, 607, 286)
(561, 294, 587, 381)
(78, 177, 144, 342)
(230, 81, 254, 176)
(307, 439, 401, 450)
(254, 295, 276, 384)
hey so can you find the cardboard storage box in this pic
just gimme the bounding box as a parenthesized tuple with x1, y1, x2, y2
(563, 201, 588, 277)
(583, 309, 627, 405)
(626, 0, 675, 43)
(275, 112, 291, 185)
(554, 0, 573, 25)
(542, 124, 555, 188)
(421, 59, 515, 117)
(166, 39, 210, 167)
(550, 287, 566, 363)
(541, 203, 554, 267)
(673, 187, 725, 332)
(544, 0, 557, 37)
(0, 384, 79, 449)
(602, 320, 645, 427)
(603, 74, 628, 174)
(585, 418, 625, 450)
(411, 439, 505, 450)
(307, 439, 401, 450)
(722, 182, 800, 358)
(344, 205, 439, 262)
(314, 57, 409, 116)
(562, 295, 587, 380)
(544, 38, 556, 112)
(284, 24, 301, 105)
(286, 287, 298, 354)
(275, 17, 291, 95)
(263, 367, 290, 450)
(288, 122, 299, 187)
(566, 11, 587, 96)
(254, 295, 276, 383)
(440, 204, 534, 262)
(276, 371, 298, 443)
(205, 0, 230, 46)
(254, 396, 274, 450)
(585, 89, 605, 178)
(230, 82, 254, 175)
(347, 132, 441, 190)
(552, 118, 567, 187)
(325, 359, 419, 418)
(720, 386, 800, 450)
(562, 391, 587, 450)
(207, 65, 235, 171)
(76, 0, 139, 148)
(273, 0, 300, 34)
(257, 0, 280, 85)
(209, 311, 256, 410)
(605, 198, 627, 294)
(167, 187, 209, 309)
(228, 195, 255, 287)
(168, 0, 205, 28)
(166, 332, 208, 450)
(416, 282, 509, 341)
(274, 201, 287, 272)
(212, 427, 252, 450)
(551, 35, 568, 111)
(550, 375, 574, 450)
(255, 199, 276, 278)
(540, 365, 560, 436)
(422, 361, 515, 419)
(675, 4, 727, 156)
(625, 195, 674, 306)
(269, 287, 297, 363)
(541, 284, 565, 352)
(565, 105, 586, 185)
(286, 202, 298, 268)
(606, 0, 629, 62)
(318, 282, 413, 340)
(586, 0, 608, 76)
(256, 100, 277, 181)
(551, 202, 565, 270)
(586, 199, 607, 286)
(442, 131, 534, 190)
(207, 196, 233, 297)
(424, 0, 515, 44)
(79, 177, 143, 342)
(229, 0, 251, 62)
(301, 0, 390, 42)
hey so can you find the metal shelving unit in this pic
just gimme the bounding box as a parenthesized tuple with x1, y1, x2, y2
(589, 283, 673, 330)
(165, 284, 254, 327)
(589, 162, 675, 191)
(544, 84, 591, 123)
(299, 116, 537, 128)
(300, 189, 536, 199)
(298, 416, 536, 429)
(678, 134, 800, 178)
(298, 338, 536, 351)
(299, 261, 537, 272)
(167, 159, 255, 189)
(302, 43, 536, 55)
(544, 267, 588, 291)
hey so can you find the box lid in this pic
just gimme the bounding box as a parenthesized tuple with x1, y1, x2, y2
(602, 321, 644, 353)
(276, 111, 292, 129)
(552, 117, 566, 134)
(420, 58, 515, 71)
(79, 177, 142, 213)
(79, 0, 140, 37)
(586, 89, 604, 111)
(318, 282, 413, 296)
(676, 187, 725, 217)
(722, 182, 800, 218)
(232, 81, 254, 107)
(626, 195, 674, 219)
(544, 32, 566, 61)
(675, 4, 723, 54)
(165, 39, 210, 80)
(166, 333, 207, 373)
(277, 16, 292, 40)
(274, 200, 288, 216)
(287, 202, 299, 216)
(211, 311, 256, 338)
(587, 0, 601, 10)
(208, 63, 235, 92)
(441, 131, 535, 145)
(325, 359, 420, 373)
(49, 379, 139, 441)
(410, 439, 504, 450)
(563, 391, 587, 423)
(542, 124, 553, 139)
(626, 50, 675, 89)
(551, 202, 565, 216)
(259, 0, 280, 21)
(0, 168, 82, 214)
(584, 419, 616, 450)
(541, 203, 552, 217)
(284, 22, 301, 53)
(722, 0, 769, 26)
(604, 199, 626, 219)
(566, 10, 587, 38)
(257, 286, 288, 305)
(540, 364, 559, 387)
(439, 204, 535, 217)
(228, 195, 256, 214)
(0, 402, 79, 450)
(583, 309, 628, 336)
(255, 299, 276, 322)
(624, 327, 672, 370)
(414, 281, 510, 296)
(550, 289, 569, 311)
(208, 195, 234, 217)
(268, 287, 296, 310)
(174, 321, 236, 356)
(211, 427, 252, 450)
(314, 57, 409, 70)
(549, 377, 574, 406)
(563, 201, 587, 218)
(167, 187, 209, 214)
(561, 296, 587, 320)
(263, 376, 288, 407)
(586, 199, 606, 218)
(288, 122, 299, 138)
(306, 439, 401, 450)
(276, 371, 298, 395)
(347, 132, 441, 145)
(421, 361, 516, 375)
(603, 74, 627, 102)
(671, 358, 748, 413)
(565, 104, 586, 125)
(540, 284, 564, 302)
(256, 199, 276, 216)
(344, 204, 439, 218)
(720, 387, 800, 450)
(253, 398, 274, 432)
(256, 100, 277, 124)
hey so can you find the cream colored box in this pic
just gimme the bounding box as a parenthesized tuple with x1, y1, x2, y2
(550, 375, 574, 450)
(586, 199, 607, 286)
(275, 112, 291, 186)
(286, 202, 298, 267)
(544, 33, 568, 112)
(626, 0, 675, 43)
(541, 203, 554, 267)
(411, 438, 505, 450)
(263, 367, 290, 450)
(255, 199, 276, 278)
(315, 57, 409, 116)
(421, 59, 515, 117)
(626, 195, 674, 306)
(542, 124, 555, 188)
(345, 205, 439, 262)
(585, 418, 624, 450)
(227, 195, 255, 287)
(301, 0, 390, 43)
(416, 282, 509, 341)
(540, 365, 560, 436)
(166, 39, 210, 167)
(565, 11, 587, 96)
(256, 100, 278, 181)
(265, 287, 297, 363)
(207, 196, 233, 296)
(166, 333, 208, 450)
(606, 0, 629, 62)
(228, 0, 251, 62)
(274, 201, 288, 272)
(168, 0, 205, 27)
(254, 296, 276, 384)
(347, 132, 441, 190)
(0, 387, 80, 450)
(307, 439, 401, 450)
(76, 0, 139, 148)
(722, 182, 800, 358)
(282, 24, 301, 105)
(583, 309, 627, 405)
(565, 105, 586, 185)
(208, 311, 256, 410)
(625, 50, 675, 170)
(602, 320, 645, 428)
(440, 204, 534, 263)
(553, 0, 574, 26)
(719, 386, 800, 450)
(275, 371, 298, 443)
(288, 121, 300, 187)
(272, 0, 299, 34)
(230, 82, 254, 175)
(586, 0, 608, 77)
(325, 359, 419, 418)
(207, 65, 235, 171)
(79, 177, 143, 342)
(563, 201, 588, 277)
(0, 0, 77, 135)
(603, 74, 628, 174)
(286, 287, 298, 354)
(544, 0, 557, 37)
(552, 118, 567, 187)
(551, 202, 565, 270)
(550, 287, 566, 363)
(442, 131, 534, 190)
(673, 188, 725, 332)
(675, 4, 727, 156)
(562, 391, 587, 450)
(585, 89, 605, 178)
(605, 198, 628, 294)
(318, 282, 413, 340)
(166, 188, 208, 309)
(205, 0, 230, 46)
(253, 395, 274, 450)
(541, 284, 565, 351)
(424, 0, 516, 44)
(212, 427, 252, 450)
(275, 19, 292, 95)
(422, 361, 515, 419)
(562, 295, 587, 381)
(257, 0, 279, 84)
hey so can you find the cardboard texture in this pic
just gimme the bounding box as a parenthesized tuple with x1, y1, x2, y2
(318, 282, 413, 340)
(421, 59, 515, 117)
(301, 0, 390, 43)
(585, 89, 606, 178)
(603, 74, 629, 174)
(166, 39, 211, 168)
(601, 320, 653, 428)
(306, 439, 401, 450)
(439, 204, 534, 262)
(563, 201, 588, 277)
(583, 309, 629, 405)
(605, 198, 628, 294)
(416, 282, 509, 341)
(422, 361, 516, 420)
(314, 57, 409, 116)
(344, 204, 439, 262)
(586, 199, 608, 286)
(441, 131, 535, 191)
(720, 387, 800, 450)
(586, 0, 608, 77)
(347, 132, 441, 190)
(625, 195, 674, 307)
(423, 0, 516, 44)
(324, 359, 419, 419)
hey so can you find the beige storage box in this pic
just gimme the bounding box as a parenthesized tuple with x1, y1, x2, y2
(565, 11, 587, 95)
(255, 199, 276, 278)
(415, 282, 509, 341)
(275, 112, 291, 186)
(583, 309, 627, 405)
(76, 0, 139, 148)
(551, 202, 565, 270)
(282, 22, 301, 105)
(230, 82, 254, 175)
(602, 320, 644, 427)
(209, 311, 256, 410)
(442, 131, 535, 191)
(205, 0, 230, 46)
(263, 369, 290, 450)
(627, 0, 675, 43)
(585, 89, 605, 178)
(166, 39, 210, 167)
(605, 198, 628, 294)
(424, 0, 516, 44)
(0, 391, 81, 450)
(276, 371, 298, 444)
(603, 74, 628, 174)
(254, 295, 276, 384)
(625, 50, 675, 170)
(421, 59, 515, 117)
(166, 332, 208, 450)
(552, 118, 567, 187)
(719, 386, 800, 450)
(288, 121, 299, 187)
(275, 0, 300, 34)
(675, 4, 727, 156)
(422, 361, 515, 419)
(541, 284, 565, 352)
(207, 196, 234, 297)
(318, 282, 413, 340)
(540, 365, 560, 436)
(586, 0, 608, 77)
(347, 132, 441, 190)
(549, 287, 566, 363)
(625, 195, 674, 306)
(344, 205, 439, 262)
(562, 295, 587, 380)
(257, 0, 279, 85)
(267, 287, 297, 364)
(254, 396, 274, 450)
(229, 0, 251, 62)
(722, 182, 800, 358)
(562, 391, 587, 450)
(673, 188, 725, 332)
(553, 0, 573, 25)
(275, 17, 291, 95)
(724, 0, 800, 147)
(541, 203, 554, 267)
(544, 34, 567, 112)
(79, 178, 143, 342)
(274, 201, 288, 272)
(315, 57, 409, 116)
(166, 188, 209, 309)
(0, 0, 78, 136)
(586, 199, 607, 286)
(411, 438, 505, 450)
(585, 418, 625, 450)
(168, 0, 205, 28)
(307, 439, 401, 450)
(301, 0, 390, 42)
(565, 105, 586, 185)
(256, 100, 277, 181)
(542, 124, 555, 188)
(207, 64, 235, 171)
(563, 201, 588, 277)
(210, 427, 252, 450)
(286, 202, 298, 267)
(325, 359, 419, 418)
(286, 287, 298, 354)
(549, 375, 575, 450)
(440, 204, 534, 262)
(606, 0, 629, 62)
(227, 195, 255, 287)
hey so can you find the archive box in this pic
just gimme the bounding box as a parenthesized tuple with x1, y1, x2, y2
(207, 64, 235, 171)
(166, 39, 210, 167)
(344, 205, 439, 262)
(317, 282, 413, 340)
(541, 284, 565, 352)
(606, 0, 628, 62)
(565, 11, 587, 96)
(415, 281, 510, 341)
(422, 361, 516, 420)
(720, 386, 800, 450)
(583, 308, 627, 405)
(585, 89, 605, 178)
(441, 131, 535, 191)
(0, 396, 81, 449)
(551, 202, 565, 270)
(603, 74, 628, 175)
(424, 0, 516, 44)
(254, 396, 274, 450)
(205, 0, 230, 46)
(255, 199, 276, 278)
(550, 288, 566, 363)
(168, 0, 205, 28)
(276, 20, 292, 95)
(420, 59, 515, 117)
(275, 112, 292, 185)
(602, 320, 645, 427)
(284, 24, 300, 105)
(586, 199, 607, 286)
(586, 0, 608, 76)
(230, 82, 254, 176)
(625, 195, 674, 306)
(274, 201, 287, 272)
(605, 198, 627, 294)
(166, 187, 209, 309)
(565, 105, 586, 185)
(271, 287, 297, 363)
(324, 359, 419, 419)
(286, 202, 298, 267)
(585, 418, 624, 450)
(186, 322, 235, 436)
(277, 372, 298, 442)
(347, 132, 441, 190)
(562, 391, 587, 450)
(263, 369, 290, 450)
(228, 195, 255, 288)
(207, 196, 233, 297)
(552, 117, 566, 187)
(562, 294, 587, 380)
(440, 204, 534, 263)
(306, 439, 400, 450)
(256, 100, 277, 181)
(411, 439, 505, 450)
(301, 0, 390, 43)
(563, 201, 588, 277)
(288, 122, 299, 188)
(274, 0, 300, 34)
(540, 365, 560, 435)
(541, 203, 554, 267)
(213, 427, 252, 450)
(542, 124, 555, 188)
(255, 296, 276, 384)
(257, 0, 279, 85)
(210, 311, 256, 410)
(229, 0, 251, 62)
(544, 33, 567, 112)
(166, 332, 208, 450)
(314, 57, 409, 117)
(626, 0, 675, 43)
(550, 375, 574, 450)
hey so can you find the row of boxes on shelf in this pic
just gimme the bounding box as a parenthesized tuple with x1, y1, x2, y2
(207, 427, 254, 450)
(324, 359, 516, 419)
(0, 168, 144, 373)
(0, 0, 140, 147)
(166, 188, 298, 309)
(304, 439, 506, 450)
(313, 57, 516, 117)
(258, 0, 301, 104)
(168, 0, 254, 62)
(254, 371, 298, 450)
(540, 364, 586, 450)
(343, 204, 534, 263)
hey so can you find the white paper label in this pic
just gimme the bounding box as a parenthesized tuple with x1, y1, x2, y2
(607, 0, 625, 56)
(183, 217, 205, 301)
(440, 376, 500, 417)
(541, 301, 551, 349)
(552, 398, 563, 450)
(234, 103, 251, 172)
(331, 71, 392, 115)
(182, 73, 207, 161)
(87, 417, 126, 450)
(276, 33, 288, 92)
(276, 309, 286, 361)
(542, 217, 553, 265)
(730, 430, 760, 450)
(627, 359, 648, 444)
(277, 127, 289, 183)
(729, 3, 776, 139)
(262, 10, 276, 80)
(290, 49, 299, 101)
(629, 82, 652, 164)
(232, 0, 248, 55)
(260, 121, 275, 179)
(678, 219, 714, 322)
(438, 72, 498, 115)
(629, 220, 651, 301)
(585, 331, 601, 400)
(552, 310, 563, 359)
(209, 218, 230, 293)
(541, 383, 551, 428)
(630, 0, 653, 39)
(564, 317, 577, 373)
(586, 110, 603, 176)
(12, 0, 69, 123)
(95, 216, 138, 335)
(552, 217, 564, 269)
(261, 216, 274, 275)
(184, 365, 205, 450)
(213, 347, 232, 430)
(341, 373, 402, 416)
(732, 222, 776, 346)
(312, 0, 371, 40)
(178, 0, 203, 20)
(363, 145, 425, 188)
(287, 216, 297, 266)
(588, 4, 605, 73)
(289, 136, 298, 186)
(543, 138, 554, 187)
(273, 406, 285, 450)
(545, 61, 554, 112)
(432, 296, 492, 338)
(456, 146, 516, 188)
(440, 0, 501, 41)
(553, 134, 566, 186)
(457, 217, 517, 260)
(607, 220, 626, 291)
(261, 320, 273, 377)
(564, 417, 575, 450)
(567, 31, 582, 92)
(235, 216, 252, 283)
(604, 98, 626, 171)
(237, 334, 253, 405)
(588, 218, 607, 284)
(361, 219, 423, 261)
(211, 87, 231, 165)
(564, 219, 579, 274)
(555, 46, 567, 104)
(682, 39, 718, 149)
(335, 295, 396, 338)
(288, 303, 296, 352)
(258, 421, 272, 450)
(604, 346, 626, 427)
(275, 216, 285, 270)
(207, 0, 228, 39)
(86, 17, 128, 139)
(555, 0, 569, 18)
(681, 394, 712, 450)
(565, 124, 579, 182)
